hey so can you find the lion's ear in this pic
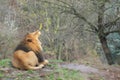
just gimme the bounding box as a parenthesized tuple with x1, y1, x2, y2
(27, 38, 32, 42)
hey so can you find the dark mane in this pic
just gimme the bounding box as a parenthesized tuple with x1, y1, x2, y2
(35, 51, 44, 62)
(14, 43, 31, 52)
(14, 43, 44, 63)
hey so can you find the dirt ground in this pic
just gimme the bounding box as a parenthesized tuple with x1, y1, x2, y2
(60, 63, 120, 80)
(0, 60, 120, 80)
(0, 54, 120, 80)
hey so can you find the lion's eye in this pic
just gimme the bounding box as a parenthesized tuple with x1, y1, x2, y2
(27, 39, 32, 42)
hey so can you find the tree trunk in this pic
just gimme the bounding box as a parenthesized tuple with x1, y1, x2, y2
(99, 36, 114, 65)
(97, 3, 114, 65)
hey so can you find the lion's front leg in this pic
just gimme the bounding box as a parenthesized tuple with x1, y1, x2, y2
(35, 53, 49, 65)
(39, 59, 49, 66)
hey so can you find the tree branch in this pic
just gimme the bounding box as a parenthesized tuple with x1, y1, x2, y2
(42, 0, 98, 32)
(61, 4, 98, 33)
(72, 8, 98, 32)
(41, 0, 70, 9)
(103, 17, 120, 27)
(105, 30, 120, 36)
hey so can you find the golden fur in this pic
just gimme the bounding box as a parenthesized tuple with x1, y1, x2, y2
(12, 30, 48, 70)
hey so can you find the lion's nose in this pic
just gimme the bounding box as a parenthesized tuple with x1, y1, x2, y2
(34, 30, 41, 35)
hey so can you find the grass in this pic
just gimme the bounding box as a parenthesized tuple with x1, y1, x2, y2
(44, 68, 84, 80)
(27, 70, 34, 74)
(0, 59, 105, 80)
(0, 72, 4, 78)
(0, 59, 11, 67)
(0, 59, 8, 78)
(44, 59, 84, 80)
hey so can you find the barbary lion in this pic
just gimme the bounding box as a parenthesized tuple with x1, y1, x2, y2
(12, 30, 49, 70)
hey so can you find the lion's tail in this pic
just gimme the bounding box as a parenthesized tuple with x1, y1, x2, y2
(25, 64, 44, 70)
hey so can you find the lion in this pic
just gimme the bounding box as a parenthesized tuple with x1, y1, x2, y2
(12, 30, 49, 70)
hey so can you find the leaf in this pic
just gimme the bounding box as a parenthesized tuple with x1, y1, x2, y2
(39, 23, 43, 30)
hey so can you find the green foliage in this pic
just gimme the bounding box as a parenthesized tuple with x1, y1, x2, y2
(0, 72, 4, 78)
(17, 73, 24, 77)
(45, 68, 84, 80)
(0, 59, 10, 67)
(27, 70, 34, 74)
(107, 33, 120, 55)
(107, 33, 120, 64)
(45, 59, 84, 80)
